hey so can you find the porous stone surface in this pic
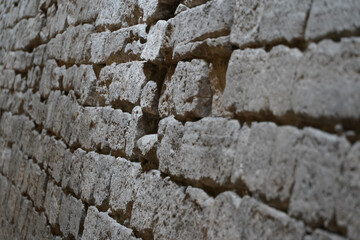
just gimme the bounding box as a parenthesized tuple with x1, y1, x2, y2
(0, 0, 359, 240)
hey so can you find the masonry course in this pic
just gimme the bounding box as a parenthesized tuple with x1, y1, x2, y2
(0, 0, 359, 240)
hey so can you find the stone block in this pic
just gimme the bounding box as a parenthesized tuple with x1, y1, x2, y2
(97, 61, 151, 107)
(44, 181, 63, 229)
(168, 0, 234, 49)
(59, 194, 85, 239)
(109, 158, 142, 216)
(305, 0, 360, 40)
(224, 38, 360, 118)
(82, 206, 140, 240)
(159, 59, 212, 119)
(140, 81, 159, 115)
(230, 0, 311, 48)
(239, 196, 305, 240)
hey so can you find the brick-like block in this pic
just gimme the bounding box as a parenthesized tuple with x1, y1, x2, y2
(224, 38, 360, 118)
(44, 181, 63, 229)
(59, 194, 85, 239)
(159, 59, 212, 119)
(239, 196, 305, 240)
(168, 0, 234, 49)
(232, 122, 301, 206)
(98, 61, 151, 107)
(289, 128, 350, 228)
(82, 206, 140, 240)
(158, 117, 239, 186)
(230, 0, 311, 48)
(336, 142, 360, 240)
(109, 158, 142, 216)
(305, 0, 360, 40)
(80, 152, 115, 206)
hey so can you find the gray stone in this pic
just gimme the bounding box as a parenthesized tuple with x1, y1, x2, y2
(289, 128, 350, 228)
(82, 206, 140, 240)
(239, 196, 305, 240)
(230, 0, 311, 48)
(305, 0, 360, 40)
(140, 81, 159, 115)
(336, 142, 360, 240)
(109, 158, 142, 216)
(136, 134, 158, 161)
(224, 38, 360, 118)
(44, 181, 63, 229)
(98, 61, 151, 107)
(159, 59, 212, 119)
(141, 20, 168, 62)
(172, 35, 232, 62)
(59, 194, 85, 239)
(168, 0, 234, 49)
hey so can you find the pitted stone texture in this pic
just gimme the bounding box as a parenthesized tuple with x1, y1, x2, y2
(109, 159, 142, 216)
(90, 24, 147, 64)
(230, 0, 311, 48)
(140, 81, 159, 115)
(83, 207, 140, 240)
(232, 122, 301, 206)
(159, 59, 212, 119)
(224, 38, 360, 118)
(172, 35, 232, 62)
(168, 0, 234, 49)
(98, 61, 151, 107)
(80, 152, 115, 207)
(305, 0, 360, 40)
(59, 194, 85, 239)
(46, 24, 95, 64)
(141, 20, 168, 62)
(289, 128, 350, 228)
(239, 196, 305, 240)
(336, 142, 360, 240)
(44, 181, 63, 229)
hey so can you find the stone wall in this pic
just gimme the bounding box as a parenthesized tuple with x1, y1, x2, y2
(0, 0, 359, 239)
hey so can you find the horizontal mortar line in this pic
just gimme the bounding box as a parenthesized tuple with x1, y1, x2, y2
(233, 31, 360, 53)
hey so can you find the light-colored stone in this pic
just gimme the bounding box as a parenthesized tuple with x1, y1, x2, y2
(168, 0, 234, 49)
(59, 194, 85, 239)
(83, 206, 140, 240)
(239, 196, 305, 240)
(98, 61, 151, 107)
(44, 181, 63, 229)
(141, 20, 168, 62)
(230, 0, 311, 48)
(305, 0, 360, 40)
(140, 81, 159, 115)
(224, 38, 360, 118)
(159, 59, 212, 119)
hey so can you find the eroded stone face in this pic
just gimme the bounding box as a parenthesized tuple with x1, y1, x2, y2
(0, 0, 359, 240)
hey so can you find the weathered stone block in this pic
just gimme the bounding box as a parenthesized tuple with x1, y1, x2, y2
(168, 0, 234, 49)
(82, 206, 140, 240)
(98, 61, 151, 107)
(159, 59, 212, 119)
(44, 181, 63, 229)
(305, 0, 360, 40)
(230, 0, 311, 48)
(224, 38, 360, 118)
(59, 194, 85, 239)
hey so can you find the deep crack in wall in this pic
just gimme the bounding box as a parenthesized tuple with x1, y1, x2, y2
(0, 0, 360, 239)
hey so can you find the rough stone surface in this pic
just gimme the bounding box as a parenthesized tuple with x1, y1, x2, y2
(0, 0, 359, 239)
